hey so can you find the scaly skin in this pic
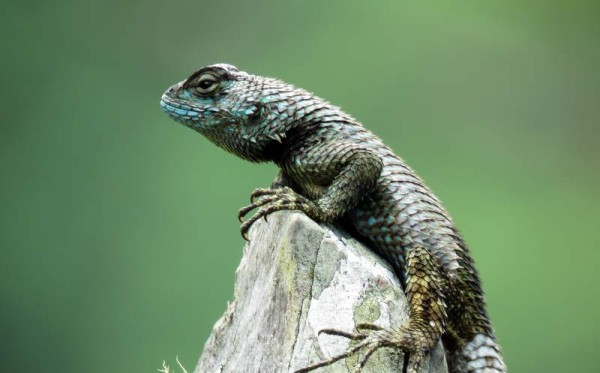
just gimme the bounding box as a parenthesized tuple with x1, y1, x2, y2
(160, 63, 506, 373)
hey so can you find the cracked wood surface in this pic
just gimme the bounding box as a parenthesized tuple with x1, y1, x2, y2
(194, 212, 448, 373)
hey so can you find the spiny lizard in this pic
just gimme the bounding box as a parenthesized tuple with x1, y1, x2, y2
(160, 63, 506, 373)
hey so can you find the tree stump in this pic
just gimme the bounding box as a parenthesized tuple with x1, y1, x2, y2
(195, 212, 448, 373)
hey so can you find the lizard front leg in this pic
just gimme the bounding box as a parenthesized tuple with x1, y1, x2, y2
(238, 149, 383, 240)
(270, 169, 293, 190)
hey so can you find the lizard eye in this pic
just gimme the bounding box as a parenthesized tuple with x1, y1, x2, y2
(194, 73, 219, 95)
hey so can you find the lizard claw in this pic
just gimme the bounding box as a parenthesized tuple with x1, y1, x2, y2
(250, 188, 274, 203)
(317, 328, 367, 340)
(237, 187, 321, 241)
(355, 322, 384, 332)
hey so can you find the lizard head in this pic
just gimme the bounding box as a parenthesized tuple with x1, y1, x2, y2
(161, 63, 312, 163)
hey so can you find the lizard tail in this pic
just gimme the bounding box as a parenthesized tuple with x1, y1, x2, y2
(451, 333, 507, 372)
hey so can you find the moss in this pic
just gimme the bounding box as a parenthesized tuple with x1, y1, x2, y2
(354, 292, 382, 324)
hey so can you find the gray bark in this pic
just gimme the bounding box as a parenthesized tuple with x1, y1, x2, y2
(195, 212, 448, 373)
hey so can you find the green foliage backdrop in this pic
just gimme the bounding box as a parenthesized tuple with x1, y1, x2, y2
(1, 1, 598, 372)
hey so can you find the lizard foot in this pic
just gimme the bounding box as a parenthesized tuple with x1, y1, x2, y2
(297, 247, 446, 372)
(238, 187, 320, 240)
(295, 323, 427, 373)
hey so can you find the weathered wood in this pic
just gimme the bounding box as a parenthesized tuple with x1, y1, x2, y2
(195, 212, 448, 373)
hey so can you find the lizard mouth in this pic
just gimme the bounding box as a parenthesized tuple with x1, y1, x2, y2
(160, 94, 201, 124)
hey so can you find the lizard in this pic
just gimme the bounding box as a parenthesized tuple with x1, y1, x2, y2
(160, 63, 507, 373)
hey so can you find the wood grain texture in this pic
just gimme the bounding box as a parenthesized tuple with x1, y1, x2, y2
(195, 212, 447, 373)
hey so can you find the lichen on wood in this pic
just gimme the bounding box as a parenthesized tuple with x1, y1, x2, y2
(195, 212, 447, 373)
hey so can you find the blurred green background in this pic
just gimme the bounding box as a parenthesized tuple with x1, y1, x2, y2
(1, 1, 599, 372)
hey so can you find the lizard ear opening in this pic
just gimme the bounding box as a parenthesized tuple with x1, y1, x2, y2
(246, 103, 263, 125)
